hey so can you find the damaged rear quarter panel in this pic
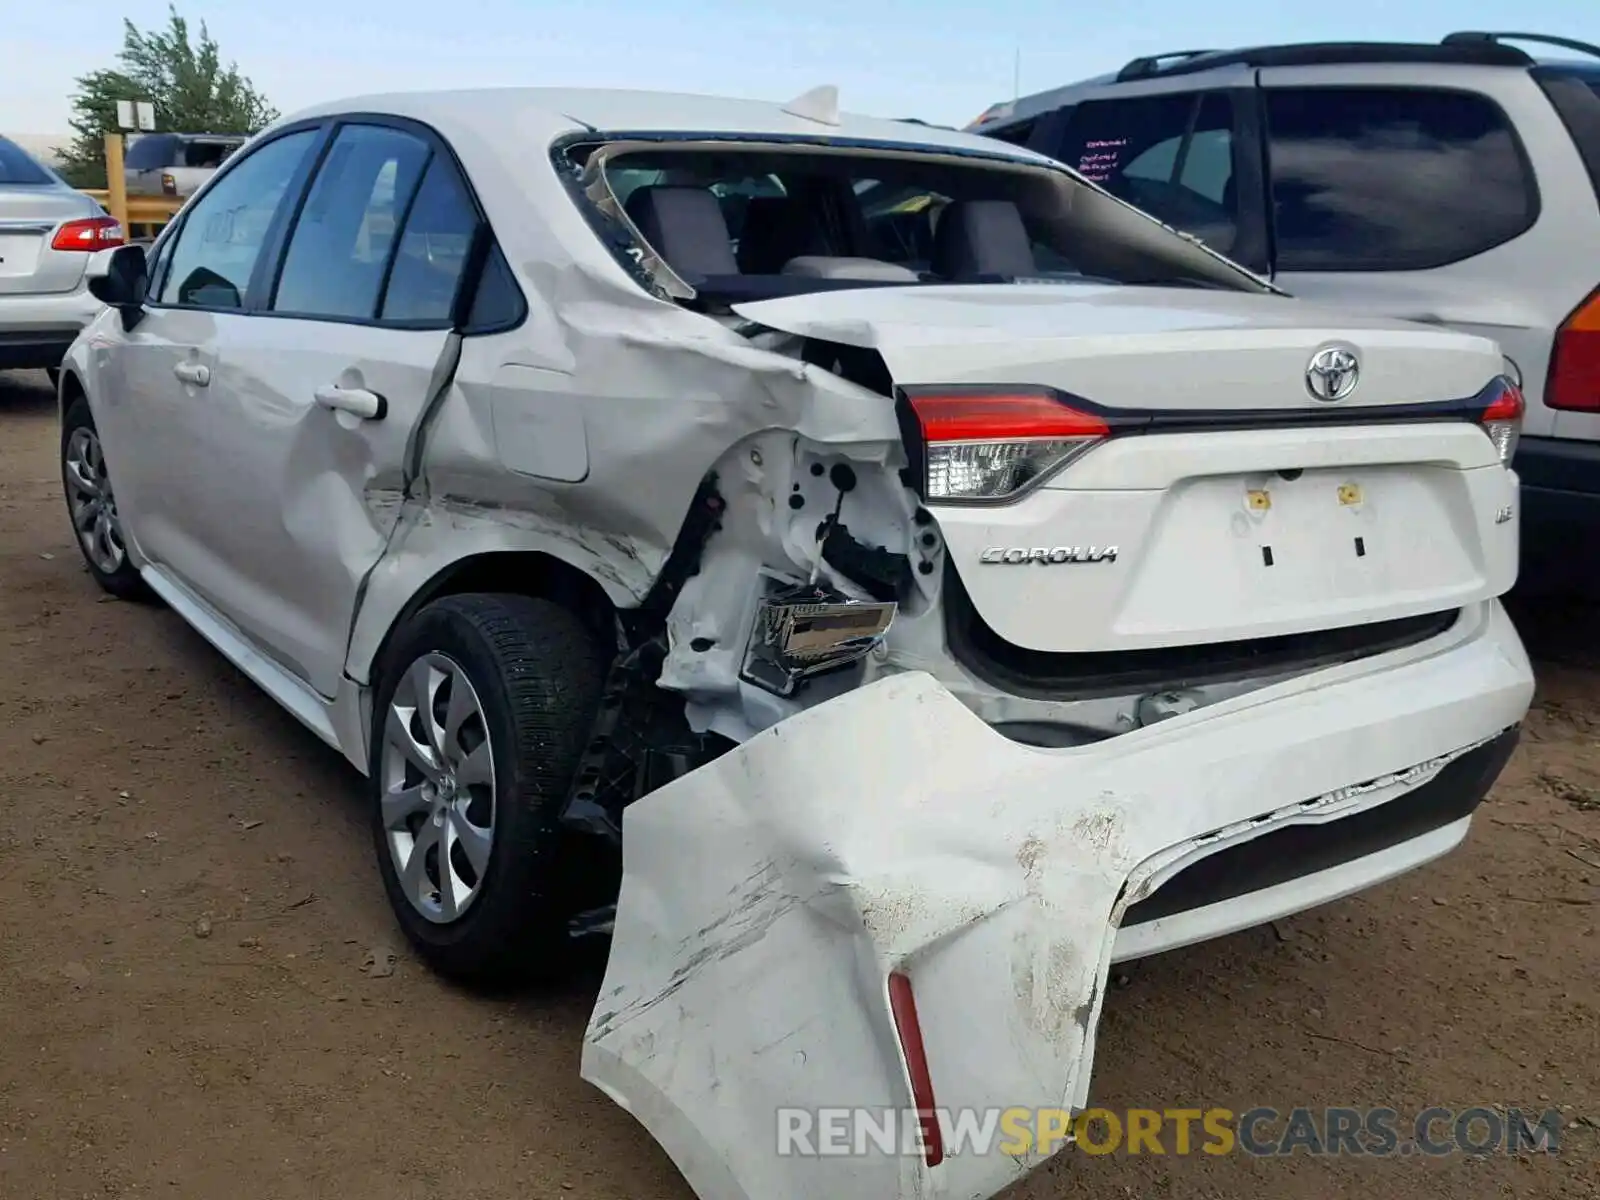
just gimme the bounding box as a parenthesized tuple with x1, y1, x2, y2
(343, 245, 908, 689)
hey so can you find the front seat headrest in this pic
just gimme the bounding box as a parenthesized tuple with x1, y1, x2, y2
(931, 199, 1037, 280)
(624, 186, 738, 281)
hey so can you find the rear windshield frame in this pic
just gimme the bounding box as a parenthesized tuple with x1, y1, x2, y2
(549, 129, 1273, 306)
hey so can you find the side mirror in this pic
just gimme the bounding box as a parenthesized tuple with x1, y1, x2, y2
(88, 244, 149, 331)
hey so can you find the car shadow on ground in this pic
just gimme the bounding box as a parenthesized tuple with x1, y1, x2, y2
(0, 370, 56, 416)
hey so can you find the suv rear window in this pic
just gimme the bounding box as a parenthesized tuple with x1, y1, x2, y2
(1263, 87, 1538, 272)
(0, 137, 53, 185)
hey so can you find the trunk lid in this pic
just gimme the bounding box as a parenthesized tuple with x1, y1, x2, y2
(0, 183, 97, 296)
(733, 283, 1518, 657)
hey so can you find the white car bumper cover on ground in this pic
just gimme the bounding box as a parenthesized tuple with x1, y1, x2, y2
(583, 601, 1531, 1200)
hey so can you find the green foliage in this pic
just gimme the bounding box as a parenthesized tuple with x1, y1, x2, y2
(60, 5, 278, 188)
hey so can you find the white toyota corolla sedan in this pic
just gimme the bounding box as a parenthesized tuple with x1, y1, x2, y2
(59, 83, 1533, 1200)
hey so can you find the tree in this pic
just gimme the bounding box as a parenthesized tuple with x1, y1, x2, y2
(60, 5, 278, 188)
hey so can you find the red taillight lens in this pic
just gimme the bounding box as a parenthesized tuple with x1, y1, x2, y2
(51, 216, 125, 252)
(1548, 287, 1600, 412)
(1479, 375, 1523, 465)
(906, 387, 1110, 502)
(887, 971, 944, 1168)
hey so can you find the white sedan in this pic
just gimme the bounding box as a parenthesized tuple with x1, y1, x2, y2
(60, 83, 1533, 1200)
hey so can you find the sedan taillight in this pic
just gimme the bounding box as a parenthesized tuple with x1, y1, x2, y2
(51, 216, 125, 252)
(903, 386, 1110, 503)
(1477, 375, 1524, 466)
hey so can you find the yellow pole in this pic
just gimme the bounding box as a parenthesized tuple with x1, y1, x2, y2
(103, 132, 129, 235)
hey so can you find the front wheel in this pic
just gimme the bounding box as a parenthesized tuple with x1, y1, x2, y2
(60, 395, 147, 600)
(370, 593, 607, 987)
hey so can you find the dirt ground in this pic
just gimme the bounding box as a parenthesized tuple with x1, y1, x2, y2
(0, 366, 1595, 1200)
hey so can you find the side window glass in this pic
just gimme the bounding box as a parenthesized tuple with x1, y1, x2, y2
(271, 124, 433, 319)
(157, 129, 317, 310)
(463, 243, 525, 331)
(379, 156, 478, 323)
(1057, 92, 1238, 252)
(1264, 87, 1537, 271)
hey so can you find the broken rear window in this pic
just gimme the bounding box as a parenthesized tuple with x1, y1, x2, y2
(560, 139, 1257, 303)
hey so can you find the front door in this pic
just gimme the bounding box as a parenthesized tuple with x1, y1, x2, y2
(104, 126, 324, 597)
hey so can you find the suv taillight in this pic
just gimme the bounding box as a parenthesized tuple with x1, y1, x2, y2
(1548, 287, 1600, 412)
(51, 216, 124, 252)
(1479, 375, 1524, 465)
(903, 387, 1110, 502)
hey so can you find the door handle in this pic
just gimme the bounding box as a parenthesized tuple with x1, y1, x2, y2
(173, 361, 210, 386)
(314, 384, 387, 420)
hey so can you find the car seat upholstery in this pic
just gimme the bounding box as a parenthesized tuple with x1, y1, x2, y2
(737, 196, 831, 274)
(781, 256, 920, 282)
(931, 199, 1038, 280)
(624, 185, 739, 281)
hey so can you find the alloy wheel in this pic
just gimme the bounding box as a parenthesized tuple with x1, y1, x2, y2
(63, 426, 127, 576)
(379, 653, 497, 923)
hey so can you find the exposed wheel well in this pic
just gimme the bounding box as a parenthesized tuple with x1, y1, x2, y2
(368, 551, 621, 686)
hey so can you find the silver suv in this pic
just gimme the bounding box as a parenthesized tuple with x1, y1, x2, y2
(970, 32, 1600, 594)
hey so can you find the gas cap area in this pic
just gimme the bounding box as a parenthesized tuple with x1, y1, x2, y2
(1136, 690, 1204, 727)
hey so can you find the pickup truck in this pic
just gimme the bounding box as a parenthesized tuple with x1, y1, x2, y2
(124, 132, 247, 198)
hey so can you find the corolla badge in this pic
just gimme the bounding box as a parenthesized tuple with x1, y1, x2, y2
(1306, 345, 1361, 402)
(980, 546, 1119, 564)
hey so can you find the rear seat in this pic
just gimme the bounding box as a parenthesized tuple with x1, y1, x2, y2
(623, 185, 738, 282)
(931, 199, 1038, 280)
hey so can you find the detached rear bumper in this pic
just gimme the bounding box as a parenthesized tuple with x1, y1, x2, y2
(584, 602, 1531, 1200)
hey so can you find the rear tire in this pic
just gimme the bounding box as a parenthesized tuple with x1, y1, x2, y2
(60, 394, 148, 600)
(370, 593, 607, 987)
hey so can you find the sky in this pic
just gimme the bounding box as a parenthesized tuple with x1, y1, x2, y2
(3, 0, 1596, 138)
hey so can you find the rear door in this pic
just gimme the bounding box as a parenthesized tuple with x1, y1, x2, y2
(1038, 67, 1271, 273)
(1254, 66, 1600, 439)
(181, 119, 485, 697)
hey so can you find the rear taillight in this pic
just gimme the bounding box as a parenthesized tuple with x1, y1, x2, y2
(51, 216, 124, 252)
(1548, 287, 1600, 412)
(1479, 375, 1524, 465)
(161, 172, 177, 195)
(904, 387, 1110, 502)
(887, 971, 943, 1167)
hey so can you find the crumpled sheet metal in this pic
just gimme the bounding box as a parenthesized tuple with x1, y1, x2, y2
(581, 623, 1533, 1200)
(343, 254, 904, 686)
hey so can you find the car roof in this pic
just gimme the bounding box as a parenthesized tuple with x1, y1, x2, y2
(280, 86, 1060, 164)
(971, 33, 1600, 132)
